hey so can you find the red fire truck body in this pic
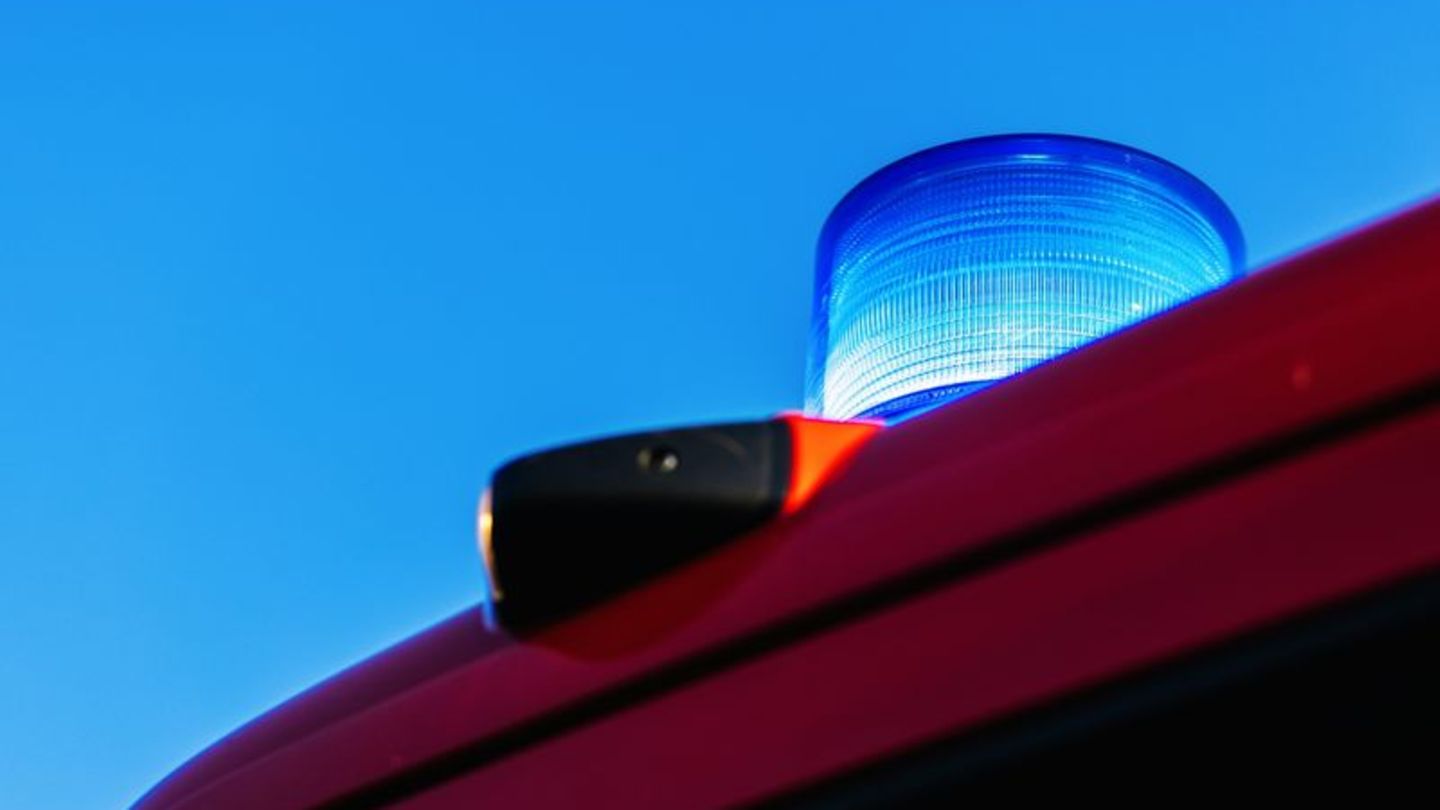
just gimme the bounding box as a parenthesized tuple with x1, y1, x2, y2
(137, 198, 1440, 808)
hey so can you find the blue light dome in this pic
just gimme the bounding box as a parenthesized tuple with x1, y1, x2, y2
(805, 134, 1245, 421)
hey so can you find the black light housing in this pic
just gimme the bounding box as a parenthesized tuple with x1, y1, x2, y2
(480, 415, 879, 631)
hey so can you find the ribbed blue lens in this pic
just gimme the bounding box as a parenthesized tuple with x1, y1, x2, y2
(806, 134, 1245, 421)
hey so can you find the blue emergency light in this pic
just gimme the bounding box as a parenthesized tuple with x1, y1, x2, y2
(805, 134, 1245, 421)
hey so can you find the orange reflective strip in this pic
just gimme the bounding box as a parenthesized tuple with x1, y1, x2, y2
(779, 413, 882, 515)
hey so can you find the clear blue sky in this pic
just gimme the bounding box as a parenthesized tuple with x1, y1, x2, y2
(2, 2, 1437, 807)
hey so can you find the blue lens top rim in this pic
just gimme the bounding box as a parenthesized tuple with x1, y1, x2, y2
(816, 134, 1246, 276)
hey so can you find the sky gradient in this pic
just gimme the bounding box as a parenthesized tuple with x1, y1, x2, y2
(3, 2, 1439, 807)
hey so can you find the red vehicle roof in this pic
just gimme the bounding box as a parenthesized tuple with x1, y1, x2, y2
(137, 197, 1440, 809)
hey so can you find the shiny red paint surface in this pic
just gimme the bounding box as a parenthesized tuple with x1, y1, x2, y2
(409, 405, 1440, 809)
(136, 197, 1440, 810)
